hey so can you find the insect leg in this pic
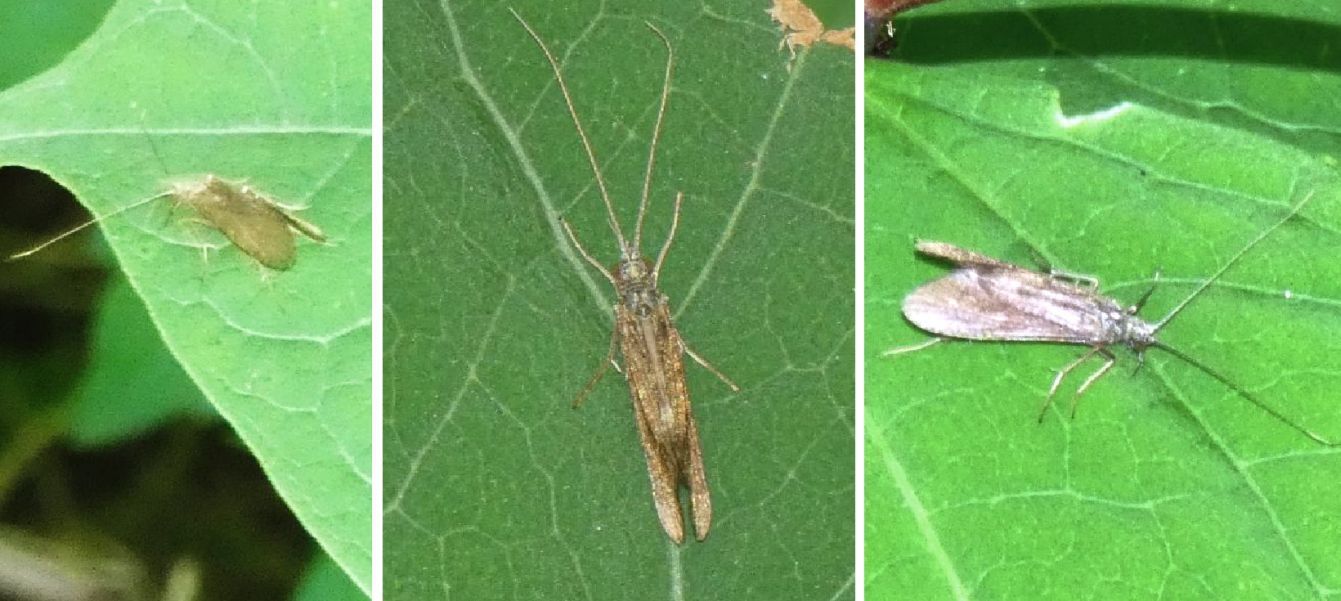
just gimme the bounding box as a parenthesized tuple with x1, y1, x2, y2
(171, 214, 226, 266)
(682, 340, 740, 392)
(881, 337, 944, 356)
(1130, 350, 1147, 377)
(1038, 347, 1101, 422)
(168, 215, 219, 265)
(572, 327, 620, 408)
(1048, 268, 1100, 289)
(559, 217, 617, 287)
(652, 192, 682, 283)
(1022, 245, 1100, 288)
(1069, 347, 1117, 418)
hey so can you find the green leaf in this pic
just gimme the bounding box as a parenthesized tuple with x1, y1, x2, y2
(385, 0, 853, 598)
(867, 3, 1341, 598)
(69, 274, 214, 447)
(887, 1, 1341, 157)
(0, 0, 371, 592)
(292, 549, 366, 601)
(0, 2, 112, 88)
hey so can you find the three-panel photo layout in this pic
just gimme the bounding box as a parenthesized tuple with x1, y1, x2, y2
(0, 1, 1336, 600)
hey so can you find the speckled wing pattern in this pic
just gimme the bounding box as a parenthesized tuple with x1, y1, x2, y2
(903, 243, 1123, 343)
(616, 296, 710, 544)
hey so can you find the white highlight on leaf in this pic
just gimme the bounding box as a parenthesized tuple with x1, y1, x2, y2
(1055, 101, 1133, 128)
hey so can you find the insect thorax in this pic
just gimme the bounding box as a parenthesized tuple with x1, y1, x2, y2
(615, 257, 662, 317)
(1111, 310, 1157, 351)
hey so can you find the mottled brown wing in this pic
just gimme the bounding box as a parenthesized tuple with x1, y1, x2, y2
(903, 266, 1117, 343)
(684, 410, 711, 541)
(617, 300, 707, 542)
(186, 187, 297, 270)
(655, 302, 711, 541)
(628, 386, 684, 543)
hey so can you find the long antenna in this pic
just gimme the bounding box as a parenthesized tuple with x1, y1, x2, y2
(1154, 191, 1315, 331)
(634, 22, 674, 252)
(9, 117, 183, 262)
(140, 114, 173, 175)
(1154, 341, 1336, 446)
(7, 191, 173, 261)
(510, 8, 627, 250)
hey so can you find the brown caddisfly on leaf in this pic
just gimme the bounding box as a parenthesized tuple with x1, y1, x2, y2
(166, 175, 326, 270)
(886, 192, 1335, 446)
(512, 9, 740, 543)
(9, 174, 325, 271)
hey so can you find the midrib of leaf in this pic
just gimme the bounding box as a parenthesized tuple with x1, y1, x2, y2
(433, 1, 611, 315)
(869, 88, 1044, 257)
(0, 125, 368, 144)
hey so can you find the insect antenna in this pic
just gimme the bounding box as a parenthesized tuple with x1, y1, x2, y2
(8, 191, 172, 260)
(139, 116, 175, 176)
(510, 9, 629, 253)
(634, 22, 674, 253)
(1153, 191, 1314, 332)
(1152, 341, 1337, 447)
(8, 119, 190, 262)
(1145, 191, 1328, 445)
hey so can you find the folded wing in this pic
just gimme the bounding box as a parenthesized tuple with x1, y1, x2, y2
(902, 267, 1114, 343)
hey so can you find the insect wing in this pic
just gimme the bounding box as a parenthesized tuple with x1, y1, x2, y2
(617, 301, 709, 542)
(902, 267, 1116, 343)
(280, 210, 328, 244)
(182, 182, 298, 270)
(196, 197, 297, 270)
(915, 240, 1017, 269)
(684, 412, 711, 540)
(631, 392, 686, 544)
